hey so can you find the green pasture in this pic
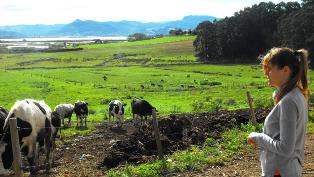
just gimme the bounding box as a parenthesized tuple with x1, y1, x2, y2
(0, 65, 274, 119)
(1, 35, 314, 176)
(0, 36, 196, 69)
(0, 35, 313, 132)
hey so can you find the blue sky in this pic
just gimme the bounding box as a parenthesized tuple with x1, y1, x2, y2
(0, 0, 301, 26)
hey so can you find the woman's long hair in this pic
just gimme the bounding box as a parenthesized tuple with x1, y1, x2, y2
(262, 47, 309, 104)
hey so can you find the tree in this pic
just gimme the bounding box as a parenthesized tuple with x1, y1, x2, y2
(169, 28, 184, 36)
(193, 21, 219, 62)
(128, 33, 147, 41)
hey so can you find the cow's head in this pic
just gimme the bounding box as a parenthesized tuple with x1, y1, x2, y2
(115, 102, 125, 116)
(51, 111, 61, 137)
(109, 101, 125, 116)
(0, 131, 13, 174)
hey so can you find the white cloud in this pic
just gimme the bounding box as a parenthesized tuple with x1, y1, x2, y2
(0, 0, 301, 25)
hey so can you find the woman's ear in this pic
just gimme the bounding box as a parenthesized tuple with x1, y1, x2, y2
(283, 66, 291, 75)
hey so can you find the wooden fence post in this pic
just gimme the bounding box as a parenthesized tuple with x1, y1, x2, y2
(9, 118, 24, 177)
(246, 91, 257, 125)
(152, 109, 163, 159)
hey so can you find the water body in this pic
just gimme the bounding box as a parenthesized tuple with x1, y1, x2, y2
(0, 36, 128, 49)
(0, 36, 128, 42)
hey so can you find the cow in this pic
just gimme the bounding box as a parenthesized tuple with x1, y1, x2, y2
(54, 104, 74, 127)
(0, 99, 60, 175)
(74, 101, 88, 127)
(131, 98, 157, 121)
(108, 100, 126, 126)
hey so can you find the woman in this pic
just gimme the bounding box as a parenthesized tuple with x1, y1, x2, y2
(248, 47, 309, 177)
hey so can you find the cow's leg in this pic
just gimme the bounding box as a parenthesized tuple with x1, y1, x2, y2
(44, 128, 53, 173)
(28, 141, 37, 175)
(62, 118, 64, 127)
(68, 116, 72, 127)
(76, 115, 79, 127)
(120, 115, 124, 126)
(85, 116, 87, 127)
(117, 116, 122, 127)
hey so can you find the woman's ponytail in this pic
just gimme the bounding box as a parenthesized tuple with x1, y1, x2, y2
(296, 49, 309, 102)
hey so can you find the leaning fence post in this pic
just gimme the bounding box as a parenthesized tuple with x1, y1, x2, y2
(152, 109, 163, 159)
(9, 118, 24, 177)
(246, 91, 257, 125)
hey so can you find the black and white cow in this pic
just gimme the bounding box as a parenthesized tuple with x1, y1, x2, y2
(108, 100, 126, 125)
(0, 99, 60, 175)
(74, 101, 88, 127)
(131, 98, 157, 121)
(54, 104, 74, 126)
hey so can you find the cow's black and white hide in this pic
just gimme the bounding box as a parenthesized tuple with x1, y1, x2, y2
(0, 106, 8, 142)
(74, 101, 88, 127)
(131, 98, 157, 122)
(108, 100, 126, 126)
(0, 99, 60, 175)
(54, 104, 74, 127)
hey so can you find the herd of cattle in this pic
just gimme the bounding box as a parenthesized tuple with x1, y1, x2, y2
(0, 98, 156, 175)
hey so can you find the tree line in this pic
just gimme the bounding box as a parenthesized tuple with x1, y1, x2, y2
(193, 0, 314, 66)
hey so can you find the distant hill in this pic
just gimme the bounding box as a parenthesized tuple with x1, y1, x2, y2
(0, 15, 219, 38)
(0, 30, 24, 38)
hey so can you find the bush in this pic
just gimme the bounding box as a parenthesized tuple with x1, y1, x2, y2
(191, 98, 224, 112)
(100, 98, 112, 105)
(254, 97, 273, 108)
(89, 109, 96, 115)
(199, 80, 222, 86)
(170, 105, 182, 113)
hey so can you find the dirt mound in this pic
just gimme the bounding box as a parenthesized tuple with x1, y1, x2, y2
(99, 108, 269, 169)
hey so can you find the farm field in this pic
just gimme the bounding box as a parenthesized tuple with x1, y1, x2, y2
(0, 36, 313, 176)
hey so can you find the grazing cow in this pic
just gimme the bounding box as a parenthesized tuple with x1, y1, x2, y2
(74, 101, 88, 127)
(0, 99, 60, 175)
(131, 98, 156, 121)
(108, 100, 126, 125)
(54, 104, 74, 126)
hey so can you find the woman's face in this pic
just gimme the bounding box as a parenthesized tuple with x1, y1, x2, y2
(265, 63, 290, 88)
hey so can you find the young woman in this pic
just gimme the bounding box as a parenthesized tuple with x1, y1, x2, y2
(247, 47, 309, 177)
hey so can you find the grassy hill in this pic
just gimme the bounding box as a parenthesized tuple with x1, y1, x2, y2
(0, 35, 313, 125)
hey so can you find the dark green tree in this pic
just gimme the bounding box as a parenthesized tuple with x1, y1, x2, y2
(193, 21, 219, 62)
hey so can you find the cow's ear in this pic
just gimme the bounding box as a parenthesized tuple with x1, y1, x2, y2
(123, 103, 127, 106)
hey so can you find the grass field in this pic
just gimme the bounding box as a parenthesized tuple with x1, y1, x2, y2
(1, 35, 314, 176)
(0, 35, 313, 130)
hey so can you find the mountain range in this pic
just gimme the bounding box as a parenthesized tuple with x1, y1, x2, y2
(0, 15, 218, 38)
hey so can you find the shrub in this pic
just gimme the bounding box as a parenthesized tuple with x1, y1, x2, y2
(224, 98, 236, 106)
(254, 97, 273, 108)
(89, 109, 96, 115)
(199, 80, 222, 86)
(100, 98, 112, 105)
(191, 98, 224, 112)
(170, 105, 182, 113)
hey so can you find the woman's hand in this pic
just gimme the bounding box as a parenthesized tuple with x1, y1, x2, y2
(247, 138, 257, 146)
(247, 132, 260, 147)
